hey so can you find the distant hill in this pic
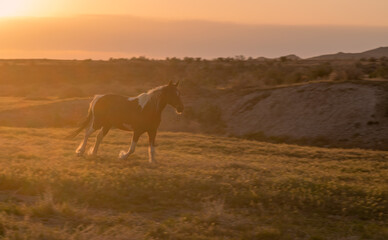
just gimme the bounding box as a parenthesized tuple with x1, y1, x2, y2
(280, 54, 302, 61)
(256, 54, 301, 61)
(310, 47, 388, 60)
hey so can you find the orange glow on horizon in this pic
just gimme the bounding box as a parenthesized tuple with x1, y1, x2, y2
(0, 0, 387, 59)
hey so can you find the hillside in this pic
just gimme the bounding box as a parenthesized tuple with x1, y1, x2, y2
(1, 81, 388, 150)
(310, 47, 388, 60)
(223, 80, 388, 149)
(0, 127, 386, 239)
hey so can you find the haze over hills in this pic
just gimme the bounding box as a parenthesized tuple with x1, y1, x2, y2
(273, 47, 388, 61)
(1, 15, 388, 59)
(309, 46, 388, 60)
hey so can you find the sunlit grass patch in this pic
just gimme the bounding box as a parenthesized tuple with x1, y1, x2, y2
(0, 127, 386, 239)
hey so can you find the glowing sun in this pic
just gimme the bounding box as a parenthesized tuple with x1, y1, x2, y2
(0, 0, 31, 17)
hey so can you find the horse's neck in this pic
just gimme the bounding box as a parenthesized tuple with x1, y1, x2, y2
(148, 90, 167, 115)
(155, 94, 167, 114)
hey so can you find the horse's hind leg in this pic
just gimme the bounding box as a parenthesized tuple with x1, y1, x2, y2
(119, 131, 141, 160)
(88, 125, 110, 156)
(76, 124, 96, 156)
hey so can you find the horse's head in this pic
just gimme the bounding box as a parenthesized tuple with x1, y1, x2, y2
(164, 80, 184, 114)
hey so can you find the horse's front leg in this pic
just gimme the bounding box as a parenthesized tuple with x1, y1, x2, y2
(119, 131, 141, 160)
(147, 129, 157, 163)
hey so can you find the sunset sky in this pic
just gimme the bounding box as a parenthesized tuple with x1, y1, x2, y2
(0, 0, 388, 59)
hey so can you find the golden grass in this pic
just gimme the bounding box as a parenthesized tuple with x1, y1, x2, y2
(0, 127, 387, 239)
(0, 97, 55, 112)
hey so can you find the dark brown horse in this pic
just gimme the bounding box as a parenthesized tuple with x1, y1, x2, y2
(68, 81, 183, 163)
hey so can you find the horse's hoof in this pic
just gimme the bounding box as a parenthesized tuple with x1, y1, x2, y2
(149, 159, 157, 164)
(76, 151, 84, 157)
(119, 151, 128, 160)
(87, 148, 97, 156)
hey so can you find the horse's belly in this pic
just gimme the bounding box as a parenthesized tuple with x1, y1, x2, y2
(121, 123, 133, 131)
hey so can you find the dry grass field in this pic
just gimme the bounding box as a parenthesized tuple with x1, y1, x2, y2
(0, 58, 387, 239)
(0, 127, 386, 239)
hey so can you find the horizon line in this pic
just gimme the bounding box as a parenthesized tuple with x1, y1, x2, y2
(1, 14, 388, 28)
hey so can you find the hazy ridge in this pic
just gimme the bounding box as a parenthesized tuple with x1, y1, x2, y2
(310, 46, 388, 60)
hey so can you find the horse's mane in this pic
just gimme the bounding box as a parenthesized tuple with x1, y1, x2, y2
(128, 85, 166, 112)
(146, 85, 165, 111)
(146, 85, 165, 95)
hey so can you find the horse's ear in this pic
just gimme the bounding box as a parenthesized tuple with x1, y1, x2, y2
(175, 80, 180, 87)
(168, 80, 173, 86)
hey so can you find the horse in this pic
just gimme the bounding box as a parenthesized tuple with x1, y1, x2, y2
(67, 80, 184, 163)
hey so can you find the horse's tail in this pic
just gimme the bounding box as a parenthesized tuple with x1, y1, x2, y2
(65, 110, 92, 139)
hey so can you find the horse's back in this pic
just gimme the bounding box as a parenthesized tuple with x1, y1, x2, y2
(92, 94, 138, 128)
